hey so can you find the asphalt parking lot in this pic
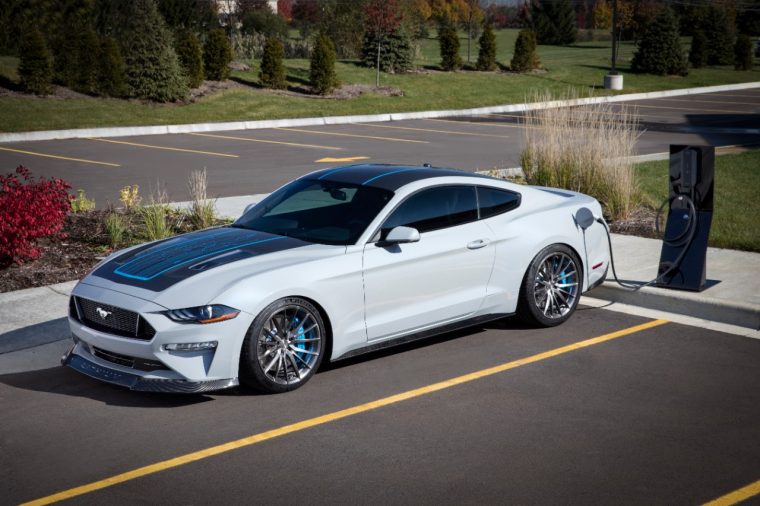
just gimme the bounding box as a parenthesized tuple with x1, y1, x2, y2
(0, 88, 758, 206)
(2, 307, 759, 505)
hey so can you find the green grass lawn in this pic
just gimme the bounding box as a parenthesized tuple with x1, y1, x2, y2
(635, 149, 760, 252)
(1, 30, 759, 133)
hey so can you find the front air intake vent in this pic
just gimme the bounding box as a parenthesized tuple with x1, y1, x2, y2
(75, 297, 156, 341)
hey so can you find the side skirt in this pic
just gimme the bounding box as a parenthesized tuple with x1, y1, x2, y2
(333, 313, 513, 361)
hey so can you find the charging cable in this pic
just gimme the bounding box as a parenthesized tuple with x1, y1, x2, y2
(598, 194, 697, 291)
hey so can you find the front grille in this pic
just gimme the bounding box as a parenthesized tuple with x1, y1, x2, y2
(92, 346, 168, 371)
(75, 297, 156, 341)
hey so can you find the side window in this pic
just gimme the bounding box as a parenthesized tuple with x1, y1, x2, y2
(477, 186, 521, 219)
(382, 185, 478, 235)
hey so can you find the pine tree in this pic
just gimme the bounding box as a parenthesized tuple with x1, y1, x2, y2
(532, 0, 577, 45)
(734, 34, 753, 70)
(689, 31, 707, 68)
(203, 28, 232, 81)
(175, 30, 204, 88)
(439, 19, 462, 71)
(553, 0, 577, 45)
(631, 8, 688, 76)
(703, 5, 735, 65)
(97, 37, 126, 97)
(476, 23, 497, 71)
(260, 36, 287, 89)
(361, 29, 414, 74)
(511, 29, 539, 71)
(18, 27, 53, 95)
(309, 32, 338, 94)
(121, 0, 188, 101)
(71, 26, 101, 95)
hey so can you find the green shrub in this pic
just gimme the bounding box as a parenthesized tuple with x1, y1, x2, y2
(361, 30, 414, 74)
(104, 212, 126, 248)
(204, 28, 232, 81)
(689, 31, 707, 69)
(242, 8, 289, 39)
(175, 30, 204, 88)
(121, 0, 188, 101)
(71, 190, 95, 213)
(510, 29, 539, 72)
(18, 28, 53, 95)
(631, 8, 688, 76)
(703, 5, 735, 65)
(476, 23, 497, 71)
(260, 36, 287, 89)
(97, 37, 126, 97)
(309, 33, 338, 95)
(439, 19, 462, 71)
(71, 26, 100, 95)
(734, 34, 753, 70)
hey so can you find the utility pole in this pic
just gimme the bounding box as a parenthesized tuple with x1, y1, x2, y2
(604, 0, 623, 89)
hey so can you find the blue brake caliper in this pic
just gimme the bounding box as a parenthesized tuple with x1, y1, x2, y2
(291, 316, 310, 364)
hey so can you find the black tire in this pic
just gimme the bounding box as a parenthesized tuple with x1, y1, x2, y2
(516, 244, 582, 327)
(240, 297, 326, 394)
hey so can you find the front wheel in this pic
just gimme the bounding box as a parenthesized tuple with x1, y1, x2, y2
(240, 297, 326, 393)
(517, 244, 582, 327)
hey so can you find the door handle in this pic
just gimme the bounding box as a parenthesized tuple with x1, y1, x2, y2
(466, 239, 490, 250)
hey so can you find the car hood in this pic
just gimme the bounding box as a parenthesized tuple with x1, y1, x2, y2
(84, 227, 340, 306)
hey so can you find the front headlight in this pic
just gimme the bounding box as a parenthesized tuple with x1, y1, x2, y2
(164, 305, 240, 324)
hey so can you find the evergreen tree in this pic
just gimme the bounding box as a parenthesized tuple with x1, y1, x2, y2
(361, 29, 414, 74)
(532, 0, 577, 45)
(510, 29, 539, 71)
(476, 23, 497, 71)
(203, 28, 232, 81)
(97, 36, 126, 97)
(309, 32, 338, 94)
(121, 0, 188, 101)
(71, 26, 100, 94)
(175, 30, 204, 88)
(689, 31, 707, 69)
(702, 5, 735, 65)
(734, 34, 753, 70)
(18, 27, 53, 95)
(439, 19, 462, 71)
(260, 36, 287, 89)
(631, 8, 687, 76)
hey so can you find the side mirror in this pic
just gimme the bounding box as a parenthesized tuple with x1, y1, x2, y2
(383, 226, 420, 245)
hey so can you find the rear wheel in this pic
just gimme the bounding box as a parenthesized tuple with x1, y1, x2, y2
(240, 297, 326, 393)
(517, 244, 582, 327)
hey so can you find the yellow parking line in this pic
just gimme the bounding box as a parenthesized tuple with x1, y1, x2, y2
(274, 127, 429, 144)
(87, 137, 239, 158)
(188, 132, 343, 150)
(659, 97, 760, 106)
(704, 478, 760, 506)
(636, 103, 751, 114)
(356, 122, 509, 139)
(0, 146, 120, 167)
(22, 318, 667, 506)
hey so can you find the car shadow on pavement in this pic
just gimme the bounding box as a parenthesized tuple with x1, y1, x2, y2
(0, 366, 214, 407)
(0, 317, 70, 354)
(322, 315, 536, 372)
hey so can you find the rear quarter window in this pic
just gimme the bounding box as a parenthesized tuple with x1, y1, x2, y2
(477, 186, 521, 219)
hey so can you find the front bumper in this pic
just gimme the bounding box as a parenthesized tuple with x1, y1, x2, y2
(62, 341, 239, 393)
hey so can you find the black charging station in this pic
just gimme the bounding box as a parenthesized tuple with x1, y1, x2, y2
(655, 145, 714, 292)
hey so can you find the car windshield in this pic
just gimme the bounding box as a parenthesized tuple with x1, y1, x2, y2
(233, 179, 394, 245)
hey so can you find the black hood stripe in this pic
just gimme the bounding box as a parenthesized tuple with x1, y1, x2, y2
(93, 228, 309, 292)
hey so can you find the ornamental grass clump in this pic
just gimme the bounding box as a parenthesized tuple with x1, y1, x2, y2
(140, 187, 173, 241)
(187, 168, 216, 230)
(520, 91, 641, 221)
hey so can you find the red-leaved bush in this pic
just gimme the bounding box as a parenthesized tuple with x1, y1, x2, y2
(0, 166, 72, 265)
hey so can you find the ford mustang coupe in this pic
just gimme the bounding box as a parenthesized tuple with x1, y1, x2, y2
(64, 164, 609, 393)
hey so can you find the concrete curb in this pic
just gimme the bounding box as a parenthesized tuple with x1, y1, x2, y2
(1, 82, 758, 143)
(591, 282, 760, 330)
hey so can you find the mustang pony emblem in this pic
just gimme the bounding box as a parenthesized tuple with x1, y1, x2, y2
(95, 307, 112, 319)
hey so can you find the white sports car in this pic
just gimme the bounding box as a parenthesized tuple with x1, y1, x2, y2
(64, 164, 609, 393)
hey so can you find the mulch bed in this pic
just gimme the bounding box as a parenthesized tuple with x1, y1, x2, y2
(0, 207, 664, 294)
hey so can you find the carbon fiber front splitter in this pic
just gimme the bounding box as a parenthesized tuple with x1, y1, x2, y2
(61, 346, 239, 393)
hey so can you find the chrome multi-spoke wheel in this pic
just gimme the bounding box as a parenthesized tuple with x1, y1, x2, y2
(533, 252, 579, 319)
(517, 244, 582, 327)
(241, 298, 326, 393)
(256, 305, 322, 386)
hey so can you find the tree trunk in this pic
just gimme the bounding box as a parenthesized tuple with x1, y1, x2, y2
(376, 36, 381, 87)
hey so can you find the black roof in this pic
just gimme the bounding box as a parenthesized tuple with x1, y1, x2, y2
(307, 164, 493, 191)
